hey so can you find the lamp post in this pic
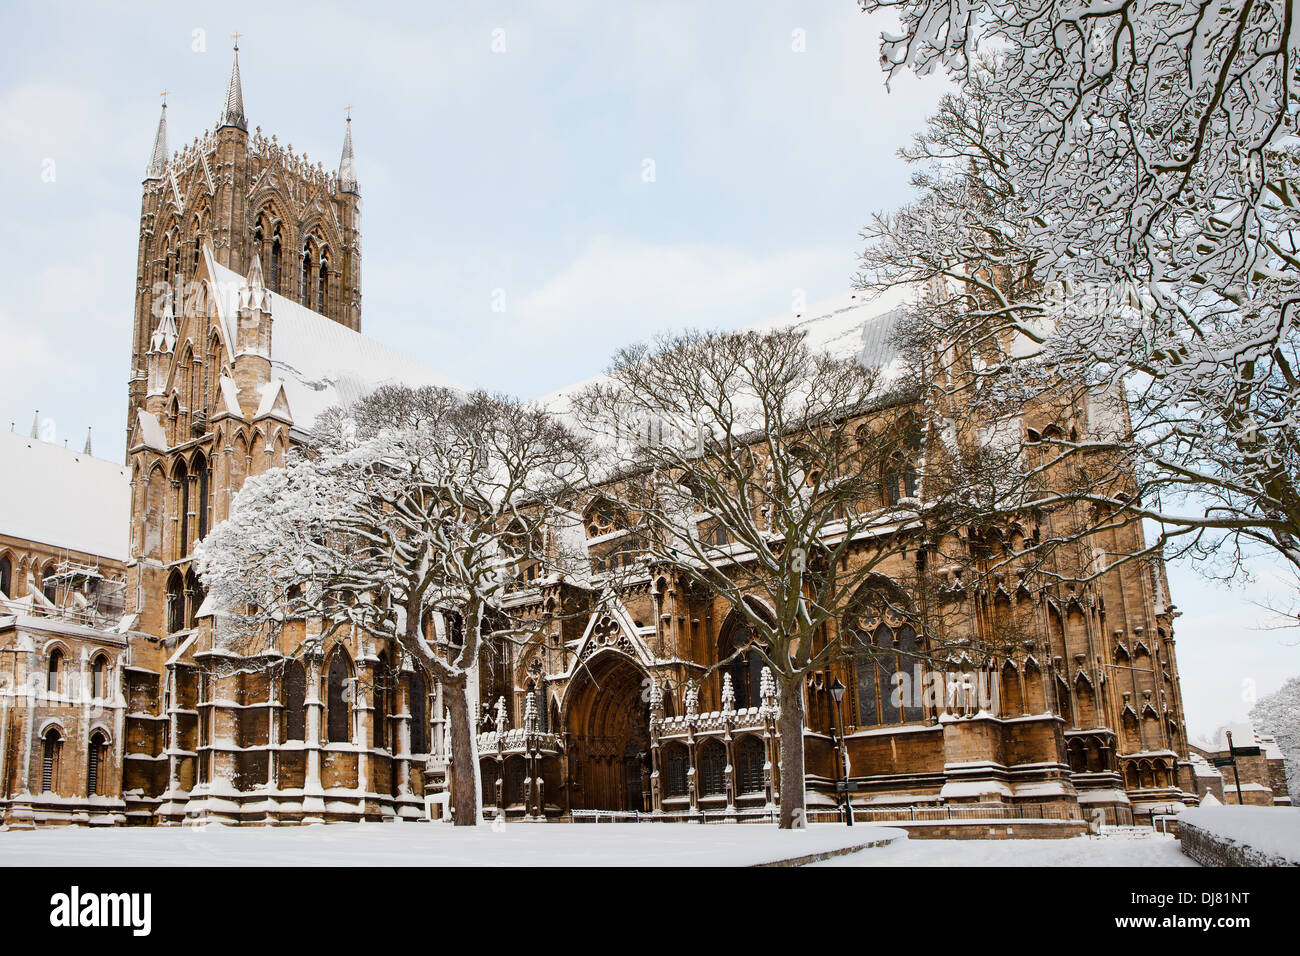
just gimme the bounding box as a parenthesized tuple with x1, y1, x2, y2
(1225, 730, 1245, 805)
(830, 678, 851, 826)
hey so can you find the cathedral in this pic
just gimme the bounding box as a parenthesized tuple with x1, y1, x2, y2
(0, 47, 1254, 831)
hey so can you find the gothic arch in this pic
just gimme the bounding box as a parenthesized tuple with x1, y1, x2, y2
(177, 340, 196, 398)
(166, 392, 181, 445)
(1055, 674, 1073, 726)
(87, 729, 110, 796)
(184, 567, 203, 629)
(734, 734, 766, 795)
(37, 717, 68, 740)
(296, 216, 337, 258)
(697, 738, 727, 796)
(144, 464, 166, 559)
(843, 575, 922, 726)
(282, 658, 307, 742)
(716, 598, 774, 711)
(40, 725, 63, 793)
(249, 193, 292, 272)
(171, 457, 190, 560)
(230, 433, 249, 498)
(166, 569, 185, 634)
(89, 652, 111, 700)
(561, 649, 651, 812)
(660, 741, 689, 798)
(43, 642, 69, 694)
(409, 667, 429, 754)
(583, 496, 629, 538)
(205, 330, 223, 411)
(372, 649, 391, 750)
(266, 221, 287, 294)
(190, 449, 210, 542)
(186, 208, 209, 278)
(326, 647, 354, 743)
(39, 560, 57, 604)
(1075, 671, 1099, 728)
(1047, 603, 1069, 659)
(1000, 659, 1024, 717)
(1024, 657, 1046, 714)
(249, 427, 269, 475)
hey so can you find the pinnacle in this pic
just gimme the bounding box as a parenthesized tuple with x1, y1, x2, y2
(338, 115, 358, 193)
(219, 43, 247, 131)
(145, 101, 168, 179)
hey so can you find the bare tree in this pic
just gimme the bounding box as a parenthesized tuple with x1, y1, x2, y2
(857, 29, 1300, 586)
(571, 328, 993, 827)
(195, 385, 589, 826)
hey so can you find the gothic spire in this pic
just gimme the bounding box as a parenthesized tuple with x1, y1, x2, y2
(219, 41, 247, 131)
(338, 115, 358, 193)
(83, 427, 93, 456)
(145, 99, 168, 180)
(29, 410, 39, 440)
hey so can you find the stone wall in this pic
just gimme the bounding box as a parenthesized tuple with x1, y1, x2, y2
(1179, 810, 1300, 866)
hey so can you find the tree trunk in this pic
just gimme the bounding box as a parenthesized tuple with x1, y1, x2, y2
(776, 676, 807, 829)
(442, 676, 482, 827)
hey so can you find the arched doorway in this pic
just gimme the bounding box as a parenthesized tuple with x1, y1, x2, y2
(564, 651, 650, 812)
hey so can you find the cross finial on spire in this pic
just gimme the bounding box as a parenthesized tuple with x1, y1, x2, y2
(145, 95, 169, 180)
(231, 32, 241, 49)
(219, 39, 247, 131)
(338, 109, 358, 194)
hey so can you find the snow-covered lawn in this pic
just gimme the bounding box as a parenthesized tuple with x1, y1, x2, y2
(0, 821, 1202, 867)
(818, 826, 1197, 867)
(0, 821, 900, 867)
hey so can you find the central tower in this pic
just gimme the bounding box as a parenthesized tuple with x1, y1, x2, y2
(127, 44, 362, 443)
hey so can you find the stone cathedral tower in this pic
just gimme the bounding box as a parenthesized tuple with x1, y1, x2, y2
(127, 43, 362, 444)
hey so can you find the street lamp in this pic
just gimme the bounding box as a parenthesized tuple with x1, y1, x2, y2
(830, 678, 852, 826)
(1225, 730, 1245, 805)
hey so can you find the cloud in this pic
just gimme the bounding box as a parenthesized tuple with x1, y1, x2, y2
(371, 234, 862, 401)
(514, 235, 848, 334)
(364, 235, 863, 403)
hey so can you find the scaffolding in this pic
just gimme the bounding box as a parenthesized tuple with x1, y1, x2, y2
(37, 555, 127, 623)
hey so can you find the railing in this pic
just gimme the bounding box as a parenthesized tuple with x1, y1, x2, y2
(1132, 807, 1183, 830)
(805, 803, 1084, 825)
(571, 808, 779, 824)
(569, 803, 1161, 826)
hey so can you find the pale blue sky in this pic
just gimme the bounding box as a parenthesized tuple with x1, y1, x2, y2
(0, 0, 1293, 736)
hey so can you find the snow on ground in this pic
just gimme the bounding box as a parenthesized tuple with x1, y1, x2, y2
(1178, 806, 1300, 864)
(0, 821, 1203, 867)
(0, 821, 900, 868)
(817, 826, 1197, 867)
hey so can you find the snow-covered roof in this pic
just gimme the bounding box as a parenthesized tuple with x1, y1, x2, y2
(0, 430, 130, 561)
(1258, 734, 1284, 761)
(206, 254, 466, 430)
(1204, 723, 1260, 752)
(744, 288, 909, 371)
(1188, 752, 1222, 778)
